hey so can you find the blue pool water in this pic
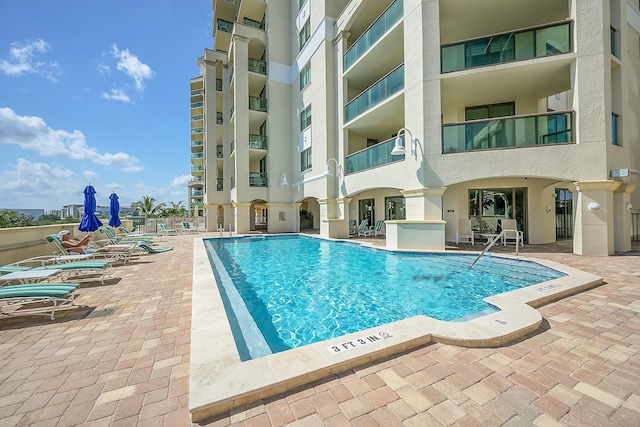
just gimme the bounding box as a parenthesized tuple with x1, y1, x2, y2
(204, 235, 565, 360)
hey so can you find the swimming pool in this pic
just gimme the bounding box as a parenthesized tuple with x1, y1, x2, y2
(204, 235, 565, 360)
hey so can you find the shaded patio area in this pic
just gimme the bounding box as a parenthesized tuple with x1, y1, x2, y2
(0, 233, 638, 426)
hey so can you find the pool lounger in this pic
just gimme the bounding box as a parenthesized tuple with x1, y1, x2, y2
(0, 283, 80, 320)
(0, 260, 113, 284)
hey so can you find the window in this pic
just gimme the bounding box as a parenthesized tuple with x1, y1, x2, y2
(299, 62, 311, 90)
(300, 104, 312, 130)
(612, 113, 620, 145)
(301, 147, 312, 171)
(299, 20, 311, 50)
(465, 102, 515, 120)
(610, 26, 618, 58)
(298, 0, 306, 10)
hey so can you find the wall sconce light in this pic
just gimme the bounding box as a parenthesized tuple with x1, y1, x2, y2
(546, 205, 552, 213)
(626, 202, 633, 212)
(323, 158, 342, 179)
(280, 173, 289, 187)
(391, 127, 417, 159)
(588, 202, 601, 212)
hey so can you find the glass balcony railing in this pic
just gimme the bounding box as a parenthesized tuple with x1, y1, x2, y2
(217, 112, 223, 125)
(216, 79, 223, 91)
(442, 111, 574, 153)
(191, 165, 205, 172)
(190, 89, 203, 96)
(217, 19, 233, 33)
(243, 17, 265, 30)
(230, 139, 235, 153)
(191, 114, 203, 121)
(191, 101, 203, 108)
(217, 145, 223, 158)
(217, 178, 223, 191)
(344, 0, 403, 70)
(249, 58, 267, 75)
(345, 137, 404, 175)
(190, 178, 204, 183)
(249, 134, 267, 150)
(441, 21, 572, 73)
(345, 64, 404, 123)
(191, 140, 203, 147)
(249, 96, 268, 112)
(191, 153, 204, 159)
(191, 127, 203, 134)
(191, 190, 204, 197)
(249, 172, 268, 187)
(231, 175, 235, 189)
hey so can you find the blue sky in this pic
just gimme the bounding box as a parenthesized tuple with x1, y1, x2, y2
(0, 1, 213, 212)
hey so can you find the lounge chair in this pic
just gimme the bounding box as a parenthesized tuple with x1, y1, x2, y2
(357, 219, 374, 237)
(372, 220, 385, 237)
(456, 219, 475, 245)
(348, 219, 358, 235)
(180, 222, 199, 234)
(137, 243, 174, 254)
(0, 258, 113, 284)
(158, 223, 178, 235)
(45, 234, 136, 265)
(98, 227, 156, 245)
(499, 219, 524, 246)
(118, 226, 163, 238)
(0, 283, 80, 320)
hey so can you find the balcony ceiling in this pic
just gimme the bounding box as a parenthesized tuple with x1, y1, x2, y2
(440, 56, 573, 113)
(339, 0, 395, 42)
(439, 0, 569, 44)
(345, 93, 404, 140)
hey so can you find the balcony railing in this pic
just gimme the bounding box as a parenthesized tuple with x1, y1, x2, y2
(249, 134, 267, 150)
(344, 0, 403, 70)
(231, 175, 235, 189)
(191, 89, 203, 96)
(217, 112, 223, 125)
(249, 96, 268, 112)
(249, 58, 267, 75)
(230, 139, 235, 154)
(191, 127, 203, 134)
(191, 165, 205, 172)
(191, 101, 203, 108)
(191, 190, 204, 197)
(217, 178, 223, 191)
(441, 21, 572, 73)
(190, 178, 204, 183)
(243, 17, 265, 30)
(345, 137, 404, 175)
(249, 172, 268, 187)
(191, 153, 204, 159)
(344, 64, 404, 123)
(442, 111, 574, 153)
(217, 19, 233, 33)
(216, 79, 222, 91)
(191, 140, 203, 147)
(217, 145, 223, 158)
(191, 114, 203, 121)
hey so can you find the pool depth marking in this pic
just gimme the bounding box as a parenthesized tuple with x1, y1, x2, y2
(327, 330, 393, 354)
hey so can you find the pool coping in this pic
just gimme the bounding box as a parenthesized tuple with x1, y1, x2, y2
(189, 235, 604, 422)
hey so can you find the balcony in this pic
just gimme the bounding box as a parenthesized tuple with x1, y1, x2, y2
(191, 140, 204, 147)
(191, 165, 205, 172)
(217, 145, 223, 158)
(442, 111, 574, 153)
(216, 79, 223, 91)
(191, 101, 204, 108)
(191, 127, 204, 134)
(243, 17, 265, 30)
(441, 21, 572, 73)
(249, 172, 268, 187)
(345, 136, 404, 175)
(191, 190, 204, 197)
(191, 89, 203, 96)
(217, 112, 223, 125)
(249, 134, 267, 150)
(191, 153, 204, 159)
(344, 0, 403, 71)
(249, 96, 267, 112)
(191, 114, 204, 121)
(231, 175, 235, 189)
(217, 178, 223, 191)
(217, 19, 233, 33)
(345, 64, 404, 123)
(248, 58, 267, 75)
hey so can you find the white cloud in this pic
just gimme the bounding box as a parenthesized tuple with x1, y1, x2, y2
(101, 88, 131, 103)
(0, 107, 143, 171)
(0, 39, 62, 82)
(171, 175, 192, 187)
(100, 44, 154, 103)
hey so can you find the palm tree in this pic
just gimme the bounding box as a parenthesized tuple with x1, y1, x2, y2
(131, 196, 166, 218)
(164, 201, 187, 217)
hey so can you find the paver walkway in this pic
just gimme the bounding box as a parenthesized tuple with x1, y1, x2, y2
(0, 233, 638, 426)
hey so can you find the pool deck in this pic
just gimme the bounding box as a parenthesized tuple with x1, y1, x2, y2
(0, 232, 639, 426)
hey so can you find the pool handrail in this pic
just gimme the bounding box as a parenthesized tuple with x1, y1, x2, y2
(471, 229, 520, 268)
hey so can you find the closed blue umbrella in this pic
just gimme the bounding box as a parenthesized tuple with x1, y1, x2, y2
(108, 193, 121, 227)
(79, 185, 103, 232)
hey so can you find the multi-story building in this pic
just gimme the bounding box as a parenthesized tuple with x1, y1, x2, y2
(189, 0, 640, 256)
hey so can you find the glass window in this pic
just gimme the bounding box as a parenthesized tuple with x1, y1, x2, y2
(300, 104, 312, 130)
(299, 20, 311, 49)
(299, 62, 311, 90)
(468, 188, 527, 241)
(612, 113, 620, 145)
(301, 147, 312, 171)
(385, 197, 405, 220)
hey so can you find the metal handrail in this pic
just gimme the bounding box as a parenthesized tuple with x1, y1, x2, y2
(470, 229, 520, 268)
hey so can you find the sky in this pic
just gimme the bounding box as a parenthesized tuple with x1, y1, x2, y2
(0, 1, 214, 212)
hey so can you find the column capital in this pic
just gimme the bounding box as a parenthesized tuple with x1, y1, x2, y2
(333, 30, 350, 46)
(401, 187, 447, 198)
(233, 202, 252, 208)
(573, 180, 621, 192)
(614, 183, 637, 194)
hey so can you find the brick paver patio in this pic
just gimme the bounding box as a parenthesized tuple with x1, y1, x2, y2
(0, 233, 638, 426)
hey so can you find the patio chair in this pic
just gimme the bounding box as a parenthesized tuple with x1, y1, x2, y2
(348, 219, 358, 235)
(456, 219, 475, 245)
(499, 219, 524, 247)
(0, 283, 80, 320)
(0, 258, 113, 284)
(180, 222, 199, 234)
(137, 243, 174, 254)
(372, 220, 385, 237)
(118, 226, 162, 238)
(357, 219, 374, 237)
(98, 227, 156, 245)
(158, 223, 179, 235)
(45, 234, 136, 265)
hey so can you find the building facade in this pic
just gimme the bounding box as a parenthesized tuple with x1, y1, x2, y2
(189, 0, 640, 256)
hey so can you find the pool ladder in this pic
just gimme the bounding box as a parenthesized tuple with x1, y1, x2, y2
(218, 224, 234, 239)
(470, 229, 520, 268)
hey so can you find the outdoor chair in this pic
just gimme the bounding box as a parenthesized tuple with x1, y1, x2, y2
(0, 283, 80, 320)
(45, 234, 136, 265)
(158, 223, 179, 235)
(357, 219, 374, 237)
(98, 227, 156, 245)
(499, 219, 524, 247)
(372, 220, 385, 237)
(180, 222, 199, 234)
(348, 219, 357, 235)
(0, 257, 113, 284)
(456, 219, 475, 245)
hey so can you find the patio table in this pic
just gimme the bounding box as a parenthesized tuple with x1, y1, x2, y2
(0, 269, 63, 285)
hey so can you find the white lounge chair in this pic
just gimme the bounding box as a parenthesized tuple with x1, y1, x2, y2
(357, 219, 374, 237)
(499, 219, 524, 246)
(158, 223, 178, 235)
(456, 219, 475, 245)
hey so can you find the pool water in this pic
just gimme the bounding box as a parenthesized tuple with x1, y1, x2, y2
(205, 235, 565, 360)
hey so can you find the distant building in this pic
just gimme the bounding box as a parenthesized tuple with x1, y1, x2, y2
(49, 210, 62, 218)
(0, 208, 45, 221)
